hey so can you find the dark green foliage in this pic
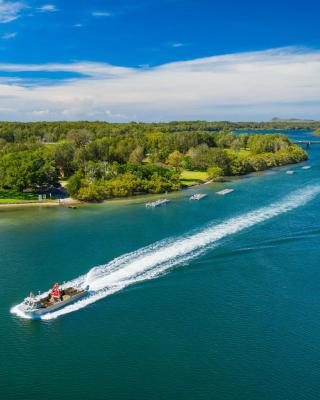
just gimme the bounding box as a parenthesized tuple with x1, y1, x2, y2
(187, 145, 231, 174)
(72, 164, 180, 202)
(0, 121, 308, 201)
(247, 134, 290, 154)
(66, 172, 83, 197)
(54, 142, 75, 177)
(0, 148, 58, 191)
(129, 146, 145, 164)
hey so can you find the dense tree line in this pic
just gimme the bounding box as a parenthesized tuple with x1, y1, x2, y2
(0, 122, 308, 201)
(0, 120, 319, 145)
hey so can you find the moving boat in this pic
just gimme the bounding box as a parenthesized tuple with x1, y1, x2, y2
(190, 193, 207, 200)
(18, 283, 88, 317)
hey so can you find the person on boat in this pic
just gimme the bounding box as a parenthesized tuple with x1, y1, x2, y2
(50, 283, 62, 302)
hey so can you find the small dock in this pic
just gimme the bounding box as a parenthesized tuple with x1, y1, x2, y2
(216, 189, 234, 196)
(190, 193, 207, 201)
(146, 199, 170, 208)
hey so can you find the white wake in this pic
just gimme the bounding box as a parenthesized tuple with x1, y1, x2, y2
(11, 185, 320, 320)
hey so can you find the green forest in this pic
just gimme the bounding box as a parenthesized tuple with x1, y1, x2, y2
(0, 121, 308, 202)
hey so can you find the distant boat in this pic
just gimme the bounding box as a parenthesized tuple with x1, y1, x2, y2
(146, 199, 170, 208)
(286, 170, 295, 175)
(216, 189, 234, 196)
(190, 193, 207, 201)
(302, 166, 311, 170)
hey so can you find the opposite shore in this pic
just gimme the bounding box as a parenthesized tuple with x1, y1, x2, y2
(0, 160, 308, 209)
(0, 121, 310, 205)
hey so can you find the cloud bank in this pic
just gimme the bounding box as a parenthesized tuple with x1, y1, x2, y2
(0, 0, 26, 23)
(0, 47, 320, 121)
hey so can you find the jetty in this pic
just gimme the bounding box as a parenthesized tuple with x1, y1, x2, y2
(190, 194, 207, 201)
(216, 189, 234, 196)
(293, 140, 320, 148)
(146, 199, 170, 208)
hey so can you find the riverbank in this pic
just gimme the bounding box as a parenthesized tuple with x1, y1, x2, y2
(0, 197, 80, 208)
(0, 159, 308, 209)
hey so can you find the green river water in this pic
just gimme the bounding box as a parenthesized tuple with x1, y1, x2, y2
(1, 130, 320, 400)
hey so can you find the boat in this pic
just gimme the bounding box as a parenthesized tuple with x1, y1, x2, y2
(216, 189, 234, 195)
(302, 166, 311, 170)
(146, 199, 170, 208)
(18, 282, 88, 317)
(190, 193, 207, 200)
(286, 170, 294, 175)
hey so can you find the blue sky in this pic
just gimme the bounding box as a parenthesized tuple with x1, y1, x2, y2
(0, 0, 320, 121)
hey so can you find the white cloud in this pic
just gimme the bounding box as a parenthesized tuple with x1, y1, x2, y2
(0, 0, 26, 23)
(172, 43, 184, 48)
(0, 47, 320, 121)
(92, 11, 112, 17)
(37, 4, 57, 13)
(1, 31, 16, 38)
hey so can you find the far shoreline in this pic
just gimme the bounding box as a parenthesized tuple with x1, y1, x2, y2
(0, 159, 310, 210)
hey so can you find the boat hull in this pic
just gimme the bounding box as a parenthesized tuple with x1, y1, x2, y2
(21, 290, 87, 318)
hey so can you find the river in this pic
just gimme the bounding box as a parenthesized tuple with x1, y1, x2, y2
(1, 130, 320, 400)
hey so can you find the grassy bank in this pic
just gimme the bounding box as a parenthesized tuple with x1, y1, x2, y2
(180, 170, 209, 186)
(0, 189, 39, 203)
(0, 189, 59, 204)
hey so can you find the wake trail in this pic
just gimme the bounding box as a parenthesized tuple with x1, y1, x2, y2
(11, 185, 320, 320)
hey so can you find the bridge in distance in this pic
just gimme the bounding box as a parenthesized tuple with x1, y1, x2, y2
(293, 140, 320, 147)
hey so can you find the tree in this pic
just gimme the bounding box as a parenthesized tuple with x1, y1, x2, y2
(187, 144, 209, 170)
(0, 149, 58, 191)
(207, 166, 224, 180)
(166, 150, 184, 170)
(247, 134, 290, 154)
(54, 142, 75, 177)
(66, 171, 83, 197)
(206, 148, 231, 174)
(129, 146, 145, 164)
(67, 129, 93, 147)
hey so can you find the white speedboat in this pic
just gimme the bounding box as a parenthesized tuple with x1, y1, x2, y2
(18, 283, 88, 318)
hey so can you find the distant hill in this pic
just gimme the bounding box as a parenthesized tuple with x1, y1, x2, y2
(271, 117, 318, 122)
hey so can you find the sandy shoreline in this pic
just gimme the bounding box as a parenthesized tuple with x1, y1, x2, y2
(0, 198, 81, 208)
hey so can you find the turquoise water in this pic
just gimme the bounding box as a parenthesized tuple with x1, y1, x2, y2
(1, 131, 320, 399)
